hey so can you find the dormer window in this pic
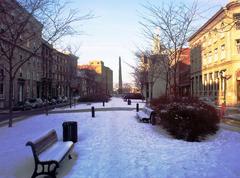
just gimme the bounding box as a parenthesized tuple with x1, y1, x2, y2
(234, 13, 240, 30)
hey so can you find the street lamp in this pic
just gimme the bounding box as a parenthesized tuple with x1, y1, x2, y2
(219, 71, 231, 106)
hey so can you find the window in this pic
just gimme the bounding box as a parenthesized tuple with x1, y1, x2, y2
(19, 68, 22, 77)
(0, 83, 3, 95)
(203, 54, 207, 65)
(208, 51, 212, 63)
(236, 39, 240, 54)
(0, 69, 3, 79)
(27, 40, 30, 48)
(220, 22, 225, 38)
(233, 13, 240, 30)
(214, 48, 218, 61)
(221, 44, 225, 59)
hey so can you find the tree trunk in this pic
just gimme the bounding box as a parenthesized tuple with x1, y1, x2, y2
(165, 72, 169, 97)
(69, 88, 72, 108)
(8, 75, 13, 127)
(150, 82, 153, 100)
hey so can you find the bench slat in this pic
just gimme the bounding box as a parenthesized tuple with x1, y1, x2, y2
(136, 106, 154, 122)
(33, 129, 58, 155)
(26, 129, 74, 178)
(39, 141, 74, 162)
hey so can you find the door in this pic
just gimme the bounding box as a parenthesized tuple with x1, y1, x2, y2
(237, 81, 240, 103)
(19, 84, 23, 102)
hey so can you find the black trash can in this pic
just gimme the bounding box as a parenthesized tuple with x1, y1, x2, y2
(127, 99, 131, 105)
(62, 121, 78, 143)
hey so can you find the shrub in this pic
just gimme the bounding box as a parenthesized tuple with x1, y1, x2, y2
(78, 94, 111, 102)
(159, 101, 220, 142)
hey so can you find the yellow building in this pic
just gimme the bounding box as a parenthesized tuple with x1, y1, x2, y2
(89, 60, 113, 95)
(189, 0, 240, 106)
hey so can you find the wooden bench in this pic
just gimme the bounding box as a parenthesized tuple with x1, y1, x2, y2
(26, 129, 74, 178)
(136, 106, 155, 123)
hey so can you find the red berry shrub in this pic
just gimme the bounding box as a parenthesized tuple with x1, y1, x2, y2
(152, 97, 220, 142)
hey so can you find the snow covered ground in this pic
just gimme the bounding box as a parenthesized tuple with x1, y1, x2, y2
(53, 97, 146, 111)
(0, 100, 240, 178)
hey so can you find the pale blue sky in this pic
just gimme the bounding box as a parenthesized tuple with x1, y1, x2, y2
(63, 0, 228, 85)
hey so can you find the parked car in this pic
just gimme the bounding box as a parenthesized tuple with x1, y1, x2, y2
(27, 98, 38, 108)
(62, 96, 68, 103)
(199, 97, 217, 108)
(13, 101, 32, 111)
(50, 98, 57, 105)
(35, 98, 44, 108)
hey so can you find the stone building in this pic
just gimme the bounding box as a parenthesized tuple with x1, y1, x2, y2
(0, 0, 43, 108)
(0, 0, 78, 108)
(77, 65, 100, 96)
(52, 50, 78, 98)
(189, 0, 240, 105)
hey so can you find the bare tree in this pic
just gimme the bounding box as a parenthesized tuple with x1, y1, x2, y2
(133, 49, 169, 100)
(0, 0, 93, 127)
(140, 1, 198, 97)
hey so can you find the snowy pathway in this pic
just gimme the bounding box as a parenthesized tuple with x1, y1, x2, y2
(53, 97, 146, 111)
(0, 108, 240, 177)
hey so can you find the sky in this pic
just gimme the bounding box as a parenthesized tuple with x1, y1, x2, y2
(63, 0, 228, 86)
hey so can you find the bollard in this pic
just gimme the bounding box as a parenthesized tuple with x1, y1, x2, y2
(136, 103, 139, 112)
(91, 106, 95, 118)
(103, 101, 105, 107)
(128, 99, 131, 105)
(151, 113, 156, 125)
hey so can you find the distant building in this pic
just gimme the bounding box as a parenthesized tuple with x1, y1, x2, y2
(77, 66, 100, 96)
(189, 0, 240, 105)
(105, 67, 113, 95)
(52, 49, 78, 98)
(171, 48, 191, 97)
(88, 60, 113, 95)
(142, 35, 167, 100)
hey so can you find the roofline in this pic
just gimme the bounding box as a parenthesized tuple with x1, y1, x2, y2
(188, 1, 240, 42)
(188, 7, 224, 42)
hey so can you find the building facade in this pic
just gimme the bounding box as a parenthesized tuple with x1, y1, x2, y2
(189, 0, 240, 106)
(0, 0, 43, 108)
(87, 60, 113, 95)
(141, 35, 167, 100)
(172, 48, 191, 97)
(0, 0, 78, 108)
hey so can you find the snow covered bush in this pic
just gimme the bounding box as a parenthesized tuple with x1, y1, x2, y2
(151, 96, 220, 142)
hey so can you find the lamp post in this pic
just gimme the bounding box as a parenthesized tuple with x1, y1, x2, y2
(220, 71, 231, 106)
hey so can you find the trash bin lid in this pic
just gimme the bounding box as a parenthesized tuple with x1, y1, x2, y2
(62, 121, 77, 125)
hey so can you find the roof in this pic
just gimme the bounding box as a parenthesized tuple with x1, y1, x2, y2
(78, 65, 96, 70)
(188, 1, 240, 42)
(188, 8, 224, 42)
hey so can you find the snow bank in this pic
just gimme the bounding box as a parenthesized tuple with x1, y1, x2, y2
(0, 110, 239, 178)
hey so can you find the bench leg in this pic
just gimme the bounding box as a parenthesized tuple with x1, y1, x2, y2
(31, 161, 59, 178)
